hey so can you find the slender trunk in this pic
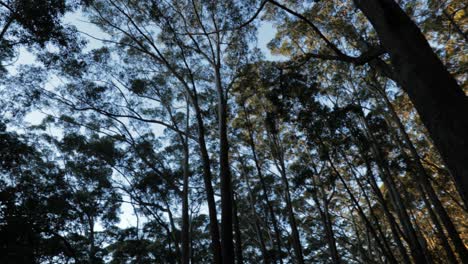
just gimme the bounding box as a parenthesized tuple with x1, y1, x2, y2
(233, 194, 244, 264)
(88, 217, 95, 264)
(358, 110, 430, 264)
(377, 88, 468, 261)
(367, 161, 411, 263)
(340, 154, 402, 263)
(194, 104, 222, 264)
(215, 65, 234, 264)
(341, 148, 411, 264)
(350, 211, 373, 263)
(322, 147, 398, 264)
(166, 200, 181, 262)
(362, 158, 411, 264)
(270, 137, 304, 264)
(239, 157, 270, 264)
(309, 176, 340, 264)
(354, 0, 468, 209)
(422, 190, 458, 264)
(181, 140, 190, 264)
(242, 104, 283, 264)
(321, 196, 340, 264)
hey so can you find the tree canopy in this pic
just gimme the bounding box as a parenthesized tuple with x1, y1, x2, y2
(0, 0, 467, 263)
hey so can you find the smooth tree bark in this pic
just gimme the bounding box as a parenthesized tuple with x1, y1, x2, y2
(194, 100, 223, 264)
(319, 145, 399, 264)
(233, 193, 244, 264)
(242, 103, 283, 264)
(165, 199, 182, 262)
(267, 132, 305, 264)
(373, 84, 468, 262)
(339, 152, 405, 263)
(354, 0, 468, 209)
(180, 103, 191, 264)
(309, 172, 341, 264)
(214, 53, 235, 264)
(238, 155, 270, 264)
(357, 109, 432, 264)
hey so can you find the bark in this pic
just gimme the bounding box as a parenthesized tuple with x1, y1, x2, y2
(309, 174, 341, 264)
(322, 147, 398, 264)
(194, 103, 222, 264)
(233, 194, 244, 264)
(242, 104, 283, 264)
(376, 88, 468, 262)
(87, 216, 95, 264)
(358, 110, 431, 264)
(321, 193, 340, 264)
(239, 157, 270, 264)
(269, 135, 304, 264)
(354, 0, 468, 209)
(421, 191, 458, 264)
(181, 139, 190, 264)
(362, 158, 411, 264)
(215, 64, 234, 264)
(165, 200, 181, 262)
(340, 153, 403, 263)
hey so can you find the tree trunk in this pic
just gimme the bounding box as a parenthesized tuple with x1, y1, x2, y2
(354, 0, 468, 209)
(215, 65, 234, 264)
(239, 157, 270, 264)
(242, 104, 283, 264)
(181, 139, 190, 264)
(358, 110, 431, 264)
(233, 194, 244, 264)
(322, 148, 398, 264)
(165, 200, 181, 262)
(269, 135, 304, 264)
(309, 175, 341, 264)
(194, 104, 222, 264)
(377, 88, 468, 262)
(340, 153, 404, 263)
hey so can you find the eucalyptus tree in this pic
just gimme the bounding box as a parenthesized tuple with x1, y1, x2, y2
(256, 0, 468, 208)
(38, 40, 199, 263)
(76, 1, 256, 263)
(1, 0, 467, 263)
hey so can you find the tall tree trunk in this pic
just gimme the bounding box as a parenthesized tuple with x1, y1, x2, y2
(233, 194, 244, 264)
(165, 199, 181, 262)
(87, 216, 95, 264)
(357, 110, 431, 264)
(215, 65, 234, 264)
(340, 153, 404, 263)
(309, 175, 341, 264)
(421, 190, 458, 264)
(322, 147, 398, 264)
(321, 192, 340, 264)
(376, 86, 468, 262)
(181, 137, 190, 264)
(242, 104, 283, 264)
(340, 148, 411, 264)
(194, 103, 222, 264)
(361, 157, 411, 264)
(269, 135, 305, 264)
(239, 157, 270, 264)
(354, 0, 468, 209)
